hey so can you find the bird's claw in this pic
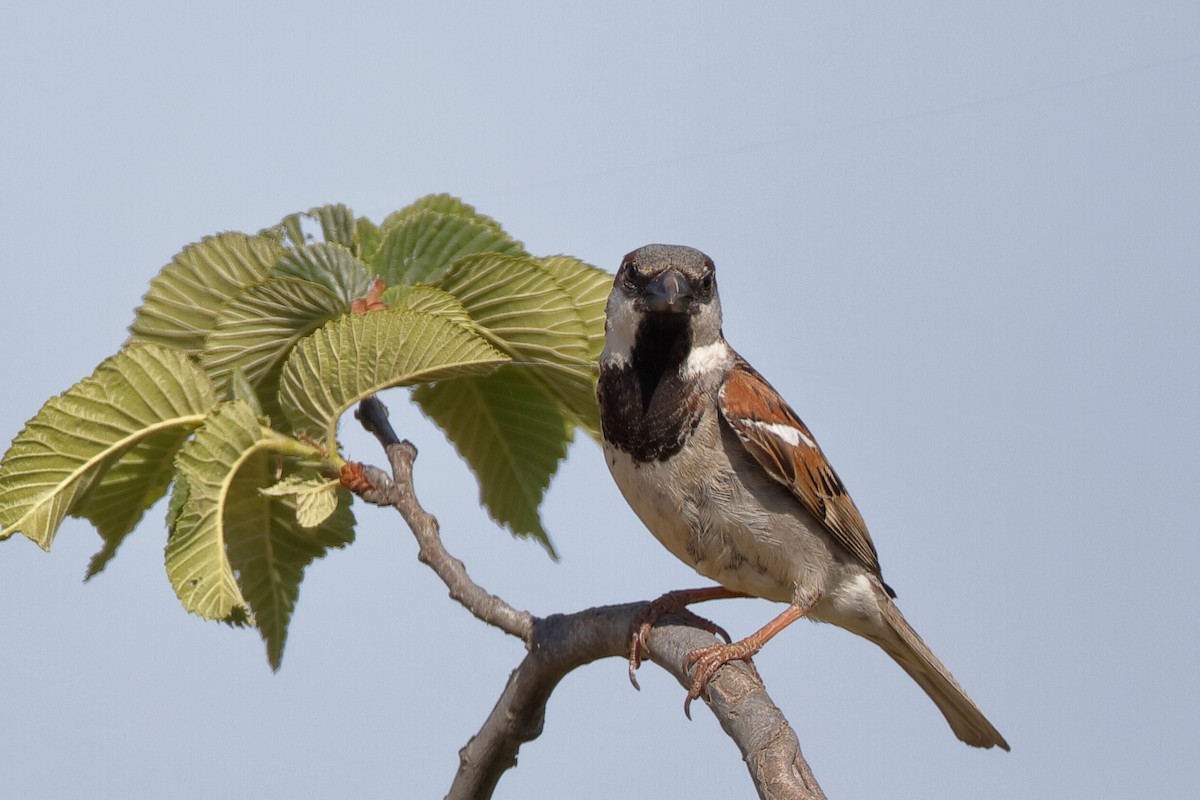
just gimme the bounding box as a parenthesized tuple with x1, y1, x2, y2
(680, 640, 763, 720)
(626, 597, 732, 692)
(628, 623, 651, 691)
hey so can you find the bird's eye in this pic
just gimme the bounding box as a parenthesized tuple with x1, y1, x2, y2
(621, 262, 641, 289)
(699, 273, 714, 294)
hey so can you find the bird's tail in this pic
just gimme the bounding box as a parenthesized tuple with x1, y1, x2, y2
(869, 588, 1010, 750)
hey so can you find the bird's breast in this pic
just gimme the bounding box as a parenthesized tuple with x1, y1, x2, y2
(601, 413, 823, 603)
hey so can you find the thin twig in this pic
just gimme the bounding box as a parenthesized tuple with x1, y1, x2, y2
(354, 396, 533, 640)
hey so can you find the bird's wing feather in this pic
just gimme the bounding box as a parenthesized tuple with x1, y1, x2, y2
(718, 356, 883, 577)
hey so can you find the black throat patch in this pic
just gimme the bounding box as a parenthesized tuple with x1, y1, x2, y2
(598, 313, 702, 462)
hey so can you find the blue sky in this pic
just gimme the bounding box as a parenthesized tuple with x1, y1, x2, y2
(2, 3, 1198, 798)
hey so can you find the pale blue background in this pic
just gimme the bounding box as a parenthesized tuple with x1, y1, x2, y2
(3, 3, 1198, 798)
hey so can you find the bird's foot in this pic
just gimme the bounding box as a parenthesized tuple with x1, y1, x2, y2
(681, 639, 763, 719)
(627, 588, 736, 690)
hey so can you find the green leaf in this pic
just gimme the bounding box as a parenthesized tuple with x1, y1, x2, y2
(200, 277, 345, 426)
(277, 206, 381, 262)
(355, 215, 382, 262)
(0, 346, 216, 551)
(279, 213, 307, 248)
(434, 252, 602, 436)
(226, 461, 354, 669)
(167, 400, 354, 667)
(227, 474, 355, 667)
(413, 368, 570, 555)
(164, 467, 190, 531)
(128, 232, 284, 353)
(436, 252, 590, 364)
(371, 210, 525, 285)
(379, 193, 507, 235)
(260, 474, 341, 528)
(309, 203, 357, 249)
(80, 427, 200, 580)
(379, 284, 473, 325)
(278, 309, 510, 444)
(166, 401, 261, 620)
(538, 255, 612, 364)
(225, 366, 265, 416)
(271, 243, 376, 307)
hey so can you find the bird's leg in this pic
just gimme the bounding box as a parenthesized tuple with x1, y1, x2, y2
(628, 586, 747, 690)
(681, 602, 809, 719)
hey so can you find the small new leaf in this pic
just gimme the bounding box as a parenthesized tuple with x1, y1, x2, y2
(260, 474, 340, 529)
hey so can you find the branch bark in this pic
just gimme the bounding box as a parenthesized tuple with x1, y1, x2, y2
(351, 396, 825, 800)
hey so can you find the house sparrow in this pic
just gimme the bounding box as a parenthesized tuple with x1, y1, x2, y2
(596, 243, 1008, 750)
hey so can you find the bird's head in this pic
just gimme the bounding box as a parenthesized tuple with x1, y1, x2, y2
(603, 244, 724, 361)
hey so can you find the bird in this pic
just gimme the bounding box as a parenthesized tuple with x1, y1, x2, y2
(596, 243, 1009, 750)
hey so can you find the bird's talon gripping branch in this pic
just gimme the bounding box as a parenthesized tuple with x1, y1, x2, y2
(626, 588, 739, 690)
(681, 640, 763, 719)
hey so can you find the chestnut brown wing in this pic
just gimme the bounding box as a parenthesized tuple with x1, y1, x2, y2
(719, 356, 884, 578)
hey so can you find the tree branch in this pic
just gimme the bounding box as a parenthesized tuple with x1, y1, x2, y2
(354, 396, 532, 640)
(351, 395, 825, 800)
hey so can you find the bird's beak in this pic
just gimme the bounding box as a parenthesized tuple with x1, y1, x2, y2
(644, 268, 692, 314)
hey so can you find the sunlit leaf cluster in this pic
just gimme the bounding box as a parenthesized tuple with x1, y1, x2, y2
(0, 195, 611, 667)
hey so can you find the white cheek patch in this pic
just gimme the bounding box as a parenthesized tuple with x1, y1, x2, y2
(683, 340, 729, 377)
(747, 419, 816, 449)
(600, 297, 636, 365)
